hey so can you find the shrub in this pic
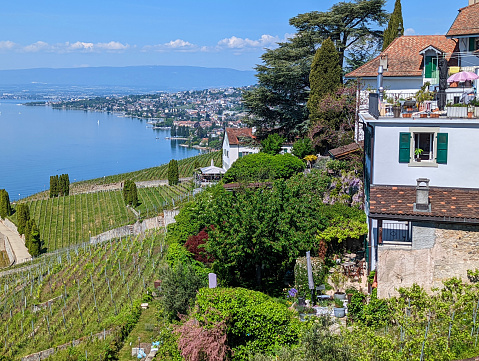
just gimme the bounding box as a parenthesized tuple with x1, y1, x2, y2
(261, 134, 285, 155)
(185, 227, 214, 264)
(158, 263, 207, 321)
(193, 287, 301, 360)
(223, 153, 304, 183)
(292, 138, 315, 159)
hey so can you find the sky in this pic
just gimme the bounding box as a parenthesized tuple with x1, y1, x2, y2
(0, 0, 464, 71)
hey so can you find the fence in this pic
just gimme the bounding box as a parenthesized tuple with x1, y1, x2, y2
(382, 221, 411, 243)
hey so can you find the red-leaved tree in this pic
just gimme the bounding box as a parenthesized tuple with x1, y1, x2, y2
(174, 317, 229, 361)
(185, 227, 214, 264)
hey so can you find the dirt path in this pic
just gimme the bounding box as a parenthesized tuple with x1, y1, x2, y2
(0, 220, 31, 264)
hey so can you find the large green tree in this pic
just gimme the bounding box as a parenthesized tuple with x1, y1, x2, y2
(261, 133, 285, 155)
(290, 0, 388, 72)
(244, 0, 387, 136)
(382, 0, 403, 50)
(0, 189, 12, 219)
(307, 38, 342, 124)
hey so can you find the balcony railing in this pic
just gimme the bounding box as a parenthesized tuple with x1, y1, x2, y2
(382, 221, 411, 243)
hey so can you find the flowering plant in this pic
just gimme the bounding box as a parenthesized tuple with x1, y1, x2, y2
(287, 288, 298, 298)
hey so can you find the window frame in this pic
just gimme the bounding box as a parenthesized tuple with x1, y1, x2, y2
(408, 127, 440, 167)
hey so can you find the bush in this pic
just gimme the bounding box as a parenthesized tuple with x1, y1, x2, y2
(292, 138, 315, 159)
(223, 153, 304, 183)
(158, 263, 207, 321)
(261, 134, 285, 155)
(193, 287, 301, 361)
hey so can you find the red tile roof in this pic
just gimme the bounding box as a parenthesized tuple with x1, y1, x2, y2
(329, 141, 364, 159)
(345, 36, 458, 78)
(225, 127, 255, 145)
(447, 3, 479, 37)
(369, 185, 479, 223)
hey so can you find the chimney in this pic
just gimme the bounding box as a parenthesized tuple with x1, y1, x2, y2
(414, 178, 430, 212)
(470, 0, 479, 5)
(377, 65, 384, 101)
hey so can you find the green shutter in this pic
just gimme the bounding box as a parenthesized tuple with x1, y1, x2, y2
(399, 132, 411, 163)
(436, 133, 448, 164)
(425, 56, 433, 78)
(470, 37, 476, 51)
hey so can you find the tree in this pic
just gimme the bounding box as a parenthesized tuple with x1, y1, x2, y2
(307, 38, 342, 124)
(59, 174, 70, 196)
(243, 34, 316, 137)
(292, 138, 315, 159)
(28, 220, 43, 257)
(290, 0, 388, 72)
(184, 227, 214, 264)
(168, 159, 179, 186)
(0, 189, 12, 219)
(261, 134, 285, 155)
(244, 0, 387, 136)
(382, 0, 403, 51)
(49, 175, 59, 198)
(16, 204, 30, 235)
(122, 180, 138, 207)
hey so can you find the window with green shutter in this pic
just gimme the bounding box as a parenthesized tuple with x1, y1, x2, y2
(470, 37, 477, 52)
(436, 133, 448, 164)
(424, 56, 438, 78)
(399, 132, 411, 163)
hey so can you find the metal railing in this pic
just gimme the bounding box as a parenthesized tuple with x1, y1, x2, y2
(382, 221, 411, 243)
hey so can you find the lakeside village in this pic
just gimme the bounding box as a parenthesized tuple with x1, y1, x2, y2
(2, 1, 479, 360)
(30, 87, 250, 150)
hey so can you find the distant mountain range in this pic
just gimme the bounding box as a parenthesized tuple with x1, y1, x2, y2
(0, 65, 257, 93)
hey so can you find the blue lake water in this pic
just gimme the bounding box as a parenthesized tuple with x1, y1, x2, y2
(0, 100, 199, 199)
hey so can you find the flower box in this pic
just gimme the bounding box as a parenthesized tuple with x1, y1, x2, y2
(420, 113, 428, 118)
(402, 113, 412, 118)
(447, 106, 468, 118)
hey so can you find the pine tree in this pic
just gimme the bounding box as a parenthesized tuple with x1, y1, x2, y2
(168, 159, 179, 186)
(382, 0, 403, 50)
(307, 38, 342, 123)
(16, 204, 30, 235)
(0, 189, 12, 219)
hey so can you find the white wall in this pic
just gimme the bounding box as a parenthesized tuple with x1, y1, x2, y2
(371, 120, 479, 188)
(222, 134, 259, 171)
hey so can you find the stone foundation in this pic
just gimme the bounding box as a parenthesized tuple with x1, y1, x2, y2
(377, 222, 479, 298)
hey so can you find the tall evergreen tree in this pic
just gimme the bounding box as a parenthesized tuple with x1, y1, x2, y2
(0, 189, 12, 219)
(123, 180, 139, 207)
(16, 204, 30, 235)
(168, 159, 179, 186)
(24, 219, 34, 250)
(307, 38, 342, 124)
(59, 174, 70, 196)
(49, 175, 59, 198)
(26, 219, 41, 257)
(382, 0, 403, 50)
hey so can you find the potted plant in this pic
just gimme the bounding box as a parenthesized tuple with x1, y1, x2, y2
(330, 266, 347, 300)
(333, 297, 345, 318)
(447, 103, 468, 118)
(392, 102, 401, 118)
(414, 148, 423, 162)
(470, 99, 479, 118)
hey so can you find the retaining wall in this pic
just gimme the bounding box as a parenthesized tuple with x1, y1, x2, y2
(0, 232, 16, 266)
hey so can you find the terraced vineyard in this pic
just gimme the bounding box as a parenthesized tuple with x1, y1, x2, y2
(13, 182, 194, 252)
(0, 232, 165, 360)
(72, 150, 221, 191)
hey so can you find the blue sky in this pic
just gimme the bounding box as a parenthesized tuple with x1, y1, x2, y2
(0, 0, 464, 71)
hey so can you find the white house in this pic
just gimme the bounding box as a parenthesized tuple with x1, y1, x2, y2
(361, 111, 479, 297)
(222, 128, 260, 171)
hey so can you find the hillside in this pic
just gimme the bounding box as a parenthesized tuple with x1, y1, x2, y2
(0, 66, 256, 93)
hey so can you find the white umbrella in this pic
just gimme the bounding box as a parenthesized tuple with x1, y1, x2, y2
(447, 71, 479, 83)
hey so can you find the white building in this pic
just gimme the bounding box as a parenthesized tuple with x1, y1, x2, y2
(362, 111, 479, 298)
(222, 128, 259, 171)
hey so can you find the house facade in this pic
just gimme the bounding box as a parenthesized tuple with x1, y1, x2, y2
(222, 128, 259, 171)
(346, 1, 479, 104)
(362, 112, 479, 297)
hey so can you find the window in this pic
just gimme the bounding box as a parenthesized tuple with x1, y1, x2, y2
(469, 37, 479, 52)
(398, 129, 448, 165)
(424, 56, 438, 79)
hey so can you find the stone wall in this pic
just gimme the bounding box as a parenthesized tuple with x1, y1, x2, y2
(0, 232, 16, 266)
(377, 222, 479, 298)
(2, 218, 18, 233)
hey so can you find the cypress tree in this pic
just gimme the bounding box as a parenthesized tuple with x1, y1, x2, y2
(16, 204, 30, 235)
(382, 0, 403, 50)
(307, 38, 342, 123)
(27, 219, 41, 257)
(168, 159, 179, 186)
(24, 219, 34, 250)
(0, 189, 12, 219)
(50, 175, 60, 198)
(123, 180, 131, 204)
(128, 182, 139, 207)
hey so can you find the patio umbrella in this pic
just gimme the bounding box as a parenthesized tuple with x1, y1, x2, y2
(447, 71, 479, 83)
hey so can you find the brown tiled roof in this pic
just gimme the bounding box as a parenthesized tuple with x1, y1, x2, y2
(329, 141, 364, 159)
(225, 127, 255, 145)
(345, 36, 458, 78)
(369, 185, 479, 223)
(447, 3, 479, 37)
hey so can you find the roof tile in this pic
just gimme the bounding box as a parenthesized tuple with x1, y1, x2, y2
(447, 3, 479, 37)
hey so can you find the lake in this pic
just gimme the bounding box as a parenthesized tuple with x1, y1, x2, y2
(0, 100, 199, 199)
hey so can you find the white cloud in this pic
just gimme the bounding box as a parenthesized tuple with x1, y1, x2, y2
(67, 42, 94, 51)
(0, 41, 16, 50)
(143, 39, 198, 52)
(23, 41, 53, 52)
(19, 40, 129, 53)
(404, 28, 416, 36)
(217, 34, 279, 49)
(95, 41, 130, 51)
